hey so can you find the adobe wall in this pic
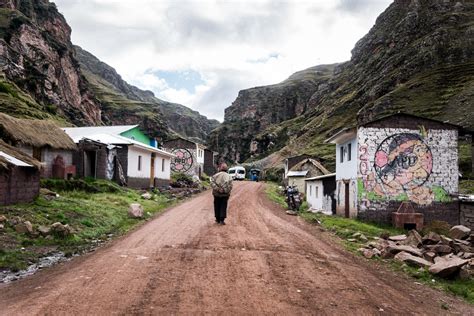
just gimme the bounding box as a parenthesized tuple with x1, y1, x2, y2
(0, 167, 40, 205)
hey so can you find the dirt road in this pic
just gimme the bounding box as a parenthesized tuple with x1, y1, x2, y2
(1, 182, 472, 315)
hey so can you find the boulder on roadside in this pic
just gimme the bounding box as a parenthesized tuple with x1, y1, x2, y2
(15, 221, 33, 234)
(388, 234, 407, 242)
(141, 192, 152, 200)
(0, 223, 4, 231)
(38, 225, 51, 237)
(449, 225, 471, 240)
(50, 222, 72, 237)
(429, 256, 468, 278)
(395, 251, 433, 268)
(422, 232, 441, 245)
(401, 230, 423, 247)
(40, 188, 59, 201)
(387, 244, 423, 257)
(128, 203, 144, 219)
(0, 215, 6, 223)
(423, 251, 437, 262)
(458, 264, 473, 280)
(359, 248, 378, 259)
(425, 244, 453, 255)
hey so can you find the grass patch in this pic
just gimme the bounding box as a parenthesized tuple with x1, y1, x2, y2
(0, 179, 174, 271)
(264, 182, 473, 303)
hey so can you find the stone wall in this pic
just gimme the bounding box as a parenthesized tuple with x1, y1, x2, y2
(460, 202, 474, 230)
(357, 123, 459, 225)
(0, 167, 40, 205)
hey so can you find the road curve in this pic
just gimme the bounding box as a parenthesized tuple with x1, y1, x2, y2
(0, 182, 472, 315)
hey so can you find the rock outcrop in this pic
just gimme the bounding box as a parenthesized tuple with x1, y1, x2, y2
(0, 0, 101, 124)
(0, 0, 218, 142)
(210, 0, 474, 167)
(74, 46, 219, 142)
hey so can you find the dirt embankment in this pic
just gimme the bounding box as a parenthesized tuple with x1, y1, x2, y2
(0, 182, 472, 315)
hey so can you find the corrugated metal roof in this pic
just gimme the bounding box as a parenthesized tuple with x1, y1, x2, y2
(63, 125, 138, 140)
(0, 151, 33, 167)
(305, 173, 336, 181)
(287, 170, 308, 177)
(79, 133, 174, 158)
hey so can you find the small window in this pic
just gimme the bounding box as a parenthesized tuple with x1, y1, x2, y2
(316, 186, 319, 199)
(162, 158, 165, 172)
(309, 185, 312, 196)
(340, 146, 344, 163)
(348, 143, 352, 161)
(138, 155, 142, 171)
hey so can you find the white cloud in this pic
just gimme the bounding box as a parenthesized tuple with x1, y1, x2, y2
(53, 0, 392, 121)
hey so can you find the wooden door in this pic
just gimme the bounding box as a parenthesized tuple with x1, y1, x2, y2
(150, 155, 155, 187)
(344, 182, 350, 218)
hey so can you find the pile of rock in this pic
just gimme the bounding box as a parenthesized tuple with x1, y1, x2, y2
(0, 215, 72, 238)
(358, 225, 473, 279)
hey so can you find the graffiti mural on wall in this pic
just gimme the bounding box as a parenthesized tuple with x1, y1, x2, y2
(375, 133, 432, 189)
(359, 131, 451, 206)
(170, 148, 194, 173)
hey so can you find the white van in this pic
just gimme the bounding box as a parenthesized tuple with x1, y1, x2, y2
(228, 166, 246, 180)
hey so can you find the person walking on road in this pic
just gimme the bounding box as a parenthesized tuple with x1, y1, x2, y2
(210, 163, 233, 225)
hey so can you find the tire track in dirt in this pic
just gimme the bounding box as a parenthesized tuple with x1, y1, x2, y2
(0, 182, 472, 315)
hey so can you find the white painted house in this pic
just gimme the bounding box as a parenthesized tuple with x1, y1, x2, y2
(326, 113, 461, 226)
(305, 173, 336, 215)
(63, 126, 174, 189)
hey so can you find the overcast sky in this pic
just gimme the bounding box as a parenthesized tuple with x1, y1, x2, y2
(52, 0, 392, 121)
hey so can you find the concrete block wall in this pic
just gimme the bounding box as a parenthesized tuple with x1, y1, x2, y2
(357, 126, 459, 225)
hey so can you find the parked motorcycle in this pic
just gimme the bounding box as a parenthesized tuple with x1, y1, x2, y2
(285, 185, 301, 211)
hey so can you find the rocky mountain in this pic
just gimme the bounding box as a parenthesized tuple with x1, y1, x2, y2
(209, 0, 474, 170)
(74, 46, 219, 142)
(0, 0, 218, 142)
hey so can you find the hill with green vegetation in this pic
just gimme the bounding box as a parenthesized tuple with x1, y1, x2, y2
(0, 0, 218, 142)
(209, 0, 474, 175)
(74, 46, 219, 143)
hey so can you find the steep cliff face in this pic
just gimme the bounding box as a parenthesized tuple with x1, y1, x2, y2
(210, 64, 337, 162)
(75, 46, 219, 142)
(210, 0, 474, 167)
(0, 0, 218, 142)
(0, 0, 100, 124)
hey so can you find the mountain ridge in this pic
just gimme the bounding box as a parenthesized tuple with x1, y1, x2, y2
(209, 0, 474, 170)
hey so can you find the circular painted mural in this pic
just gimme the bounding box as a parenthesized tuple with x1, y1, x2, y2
(171, 148, 194, 173)
(374, 133, 432, 190)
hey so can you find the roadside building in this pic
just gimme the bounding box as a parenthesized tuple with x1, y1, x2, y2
(63, 126, 174, 189)
(0, 140, 41, 205)
(284, 154, 313, 179)
(326, 113, 461, 225)
(0, 113, 77, 179)
(162, 137, 206, 177)
(203, 148, 218, 176)
(286, 158, 331, 193)
(305, 173, 336, 215)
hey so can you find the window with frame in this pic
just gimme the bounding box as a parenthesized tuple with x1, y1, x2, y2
(348, 143, 352, 161)
(162, 158, 165, 172)
(309, 185, 312, 196)
(316, 186, 319, 199)
(138, 155, 142, 171)
(340, 146, 344, 163)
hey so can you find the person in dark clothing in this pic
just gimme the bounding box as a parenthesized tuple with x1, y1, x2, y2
(210, 163, 233, 225)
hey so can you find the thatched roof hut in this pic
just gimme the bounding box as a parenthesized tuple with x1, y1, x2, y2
(0, 139, 41, 170)
(0, 113, 76, 150)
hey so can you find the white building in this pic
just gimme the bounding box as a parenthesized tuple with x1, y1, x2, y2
(305, 173, 336, 215)
(326, 113, 461, 226)
(63, 126, 174, 189)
